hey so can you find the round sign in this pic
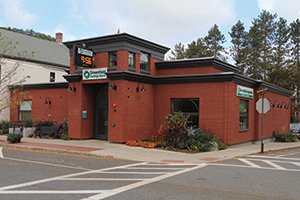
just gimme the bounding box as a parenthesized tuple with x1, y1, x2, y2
(83, 70, 90, 79)
(256, 98, 270, 114)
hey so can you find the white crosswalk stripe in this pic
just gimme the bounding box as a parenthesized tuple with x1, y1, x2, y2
(238, 158, 261, 168)
(0, 161, 205, 200)
(0, 147, 4, 158)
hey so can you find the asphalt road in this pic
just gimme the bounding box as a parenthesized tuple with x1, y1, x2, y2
(0, 147, 299, 200)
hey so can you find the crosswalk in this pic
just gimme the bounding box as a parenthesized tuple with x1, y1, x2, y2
(210, 154, 300, 172)
(0, 162, 206, 200)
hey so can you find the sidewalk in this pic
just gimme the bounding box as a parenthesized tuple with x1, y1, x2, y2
(0, 135, 299, 163)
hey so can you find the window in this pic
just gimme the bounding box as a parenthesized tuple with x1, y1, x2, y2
(109, 51, 118, 67)
(239, 100, 248, 131)
(50, 72, 55, 82)
(171, 98, 199, 128)
(19, 101, 32, 121)
(128, 52, 135, 69)
(140, 52, 150, 71)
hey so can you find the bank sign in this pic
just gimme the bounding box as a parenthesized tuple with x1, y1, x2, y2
(237, 85, 254, 99)
(82, 68, 107, 80)
(75, 47, 94, 68)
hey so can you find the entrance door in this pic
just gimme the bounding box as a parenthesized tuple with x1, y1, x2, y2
(94, 84, 108, 140)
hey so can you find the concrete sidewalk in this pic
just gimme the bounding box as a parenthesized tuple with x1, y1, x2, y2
(0, 135, 299, 163)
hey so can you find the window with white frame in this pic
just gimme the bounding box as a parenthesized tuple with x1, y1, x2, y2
(19, 101, 32, 121)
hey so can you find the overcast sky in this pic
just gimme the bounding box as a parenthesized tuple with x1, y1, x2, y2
(0, 0, 300, 52)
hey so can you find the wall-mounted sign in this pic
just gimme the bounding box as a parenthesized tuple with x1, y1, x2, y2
(237, 85, 254, 99)
(82, 68, 107, 80)
(75, 47, 94, 68)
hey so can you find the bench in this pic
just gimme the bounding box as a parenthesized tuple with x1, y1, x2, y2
(36, 124, 62, 137)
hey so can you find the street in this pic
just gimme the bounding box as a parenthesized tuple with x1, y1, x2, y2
(0, 147, 299, 200)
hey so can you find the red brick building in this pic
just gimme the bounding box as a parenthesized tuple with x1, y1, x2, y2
(10, 33, 292, 145)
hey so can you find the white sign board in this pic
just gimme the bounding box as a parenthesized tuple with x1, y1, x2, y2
(82, 68, 107, 80)
(256, 98, 271, 114)
(77, 47, 93, 57)
(237, 85, 254, 99)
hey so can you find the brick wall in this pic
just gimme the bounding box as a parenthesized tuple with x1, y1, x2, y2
(108, 80, 155, 142)
(10, 88, 68, 123)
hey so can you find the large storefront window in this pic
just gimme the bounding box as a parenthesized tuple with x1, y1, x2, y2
(19, 101, 32, 121)
(171, 98, 199, 128)
(239, 100, 248, 131)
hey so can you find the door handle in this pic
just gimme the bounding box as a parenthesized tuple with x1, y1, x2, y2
(104, 121, 108, 126)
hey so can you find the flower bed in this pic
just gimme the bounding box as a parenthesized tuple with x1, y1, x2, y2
(126, 140, 159, 148)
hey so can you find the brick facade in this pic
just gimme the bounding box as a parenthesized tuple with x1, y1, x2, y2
(10, 33, 292, 145)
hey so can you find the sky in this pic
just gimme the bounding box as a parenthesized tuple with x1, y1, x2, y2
(0, 0, 300, 53)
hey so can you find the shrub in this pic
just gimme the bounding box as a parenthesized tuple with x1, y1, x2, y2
(274, 132, 298, 142)
(21, 120, 33, 127)
(212, 136, 228, 150)
(7, 133, 22, 143)
(58, 119, 69, 140)
(157, 113, 227, 152)
(0, 121, 10, 135)
(164, 112, 189, 149)
(185, 129, 215, 152)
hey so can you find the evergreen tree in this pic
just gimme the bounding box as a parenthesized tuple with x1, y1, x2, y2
(170, 24, 226, 60)
(247, 10, 277, 80)
(204, 24, 226, 59)
(185, 38, 209, 58)
(268, 17, 291, 89)
(290, 19, 300, 121)
(170, 42, 186, 60)
(229, 20, 248, 74)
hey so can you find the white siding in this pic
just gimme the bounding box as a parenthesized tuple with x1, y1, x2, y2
(0, 58, 67, 121)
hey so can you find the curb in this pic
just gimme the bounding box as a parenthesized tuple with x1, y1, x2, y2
(0, 143, 118, 160)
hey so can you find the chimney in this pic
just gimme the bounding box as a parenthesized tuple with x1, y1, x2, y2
(55, 32, 63, 43)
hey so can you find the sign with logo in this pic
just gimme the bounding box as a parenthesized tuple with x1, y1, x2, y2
(75, 47, 94, 68)
(82, 68, 107, 80)
(237, 85, 254, 99)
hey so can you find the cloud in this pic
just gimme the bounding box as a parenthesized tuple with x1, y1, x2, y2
(70, 0, 236, 47)
(257, 0, 300, 21)
(0, 0, 37, 28)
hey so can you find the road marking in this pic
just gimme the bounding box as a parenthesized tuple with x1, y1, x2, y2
(292, 162, 300, 167)
(81, 163, 207, 200)
(248, 155, 300, 161)
(278, 151, 300, 157)
(208, 163, 300, 172)
(245, 158, 300, 167)
(127, 167, 186, 170)
(0, 190, 106, 194)
(60, 178, 147, 181)
(238, 158, 261, 168)
(147, 163, 197, 166)
(262, 160, 286, 170)
(96, 171, 166, 174)
(0, 147, 4, 158)
(0, 162, 147, 191)
(2, 157, 92, 171)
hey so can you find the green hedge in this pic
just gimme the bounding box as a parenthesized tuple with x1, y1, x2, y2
(274, 132, 298, 142)
(0, 121, 10, 134)
(160, 112, 227, 152)
(7, 133, 22, 143)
